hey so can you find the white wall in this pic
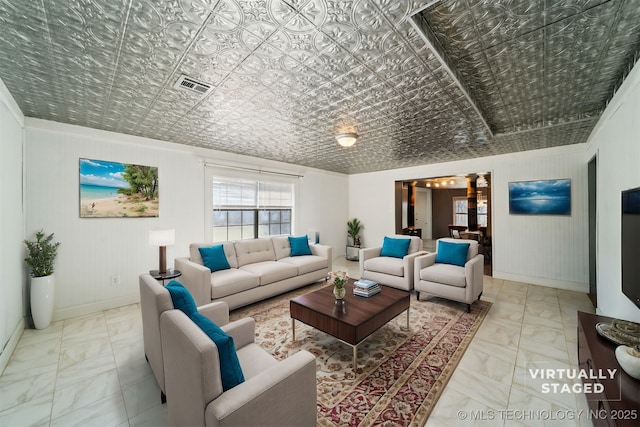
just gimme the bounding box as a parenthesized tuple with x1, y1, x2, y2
(349, 143, 589, 292)
(585, 60, 640, 323)
(0, 78, 25, 373)
(24, 119, 348, 321)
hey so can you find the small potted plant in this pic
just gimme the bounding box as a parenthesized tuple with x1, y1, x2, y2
(24, 230, 60, 329)
(328, 271, 349, 300)
(347, 218, 362, 246)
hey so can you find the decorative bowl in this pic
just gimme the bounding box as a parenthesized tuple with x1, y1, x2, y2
(615, 345, 640, 380)
(607, 319, 640, 346)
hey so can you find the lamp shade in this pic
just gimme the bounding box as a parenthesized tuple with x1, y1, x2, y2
(336, 133, 358, 147)
(149, 229, 175, 246)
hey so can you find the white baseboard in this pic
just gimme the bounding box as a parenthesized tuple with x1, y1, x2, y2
(0, 318, 25, 376)
(53, 293, 140, 322)
(493, 271, 589, 293)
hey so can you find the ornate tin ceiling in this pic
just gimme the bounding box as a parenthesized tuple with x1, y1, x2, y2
(0, 0, 638, 174)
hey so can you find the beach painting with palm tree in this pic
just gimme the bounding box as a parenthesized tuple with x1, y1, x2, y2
(80, 158, 159, 218)
(509, 179, 571, 215)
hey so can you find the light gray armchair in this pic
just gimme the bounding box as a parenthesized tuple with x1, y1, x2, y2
(359, 235, 424, 291)
(414, 238, 484, 312)
(160, 309, 317, 427)
(139, 274, 230, 403)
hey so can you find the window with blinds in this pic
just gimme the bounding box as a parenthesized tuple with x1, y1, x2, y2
(212, 178, 293, 242)
(452, 194, 487, 227)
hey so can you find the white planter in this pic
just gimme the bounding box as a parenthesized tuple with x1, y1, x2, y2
(31, 274, 55, 329)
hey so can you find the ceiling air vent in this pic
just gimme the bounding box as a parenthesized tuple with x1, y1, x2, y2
(173, 74, 212, 95)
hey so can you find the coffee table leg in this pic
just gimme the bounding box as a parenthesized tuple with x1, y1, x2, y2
(406, 307, 410, 329)
(291, 318, 296, 341)
(353, 345, 357, 370)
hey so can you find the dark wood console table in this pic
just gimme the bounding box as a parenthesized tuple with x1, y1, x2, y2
(577, 311, 640, 426)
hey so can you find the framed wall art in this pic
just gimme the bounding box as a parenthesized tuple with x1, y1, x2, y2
(79, 158, 159, 218)
(508, 179, 571, 215)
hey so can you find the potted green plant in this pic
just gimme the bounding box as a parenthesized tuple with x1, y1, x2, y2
(347, 218, 362, 247)
(328, 271, 349, 300)
(24, 230, 60, 329)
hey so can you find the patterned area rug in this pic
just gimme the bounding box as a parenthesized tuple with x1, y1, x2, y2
(230, 283, 492, 427)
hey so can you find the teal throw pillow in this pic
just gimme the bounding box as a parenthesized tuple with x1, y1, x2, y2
(289, 235, 312, 256)
(191, 312, 245, 391)
(380, 237, 411, 258)
(166, 281, 197, 316)
(199, 245, 231, 272)
(166, 281, 245, 392)
(435, 241, 470, 267)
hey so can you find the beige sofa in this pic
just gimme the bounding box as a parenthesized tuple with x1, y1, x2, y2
(359, 235, 424, 290)
(414, 238, 484, 312)
(175, 236, 332, 309)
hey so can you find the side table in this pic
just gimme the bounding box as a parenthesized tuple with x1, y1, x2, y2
(149, 269, 181, 285)
(346, 245, 360, 261)
(577, 311, 640, 426)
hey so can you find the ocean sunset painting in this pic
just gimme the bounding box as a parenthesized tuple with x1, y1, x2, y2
(80, 158, 159, 218)
(508, 179, 571, 215)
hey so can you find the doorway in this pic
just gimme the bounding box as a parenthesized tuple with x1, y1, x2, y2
(414, 187, 432, 240)
(395, 173, 492, 275)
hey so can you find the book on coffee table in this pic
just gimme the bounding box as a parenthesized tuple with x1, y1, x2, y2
(354, 279, 378, 289)
(354, 284, 381, 297)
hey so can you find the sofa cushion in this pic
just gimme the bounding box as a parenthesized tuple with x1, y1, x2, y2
(235, 342, 278, 380)
(191, 312, 245, 391)
(271, 235, 292, 260)
(420, 263, 467, 288)
(239, 261, 298, 286)
(435, 240, 470, 267)
(234, 238, 276, 267)
(380, 236, 411, 258)
(289, 235, 312, 256)
(210, 269, 260, 299)
(407, 236, 422, 254)
(190, 242, 238, 268)
(278, 255, 328, 275)
(199, 245, 231, 272)
(364, 256, 404, 277)
(166, 281, 197, 315)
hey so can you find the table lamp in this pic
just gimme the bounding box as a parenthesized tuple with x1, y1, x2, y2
(149, 229, 175, 274)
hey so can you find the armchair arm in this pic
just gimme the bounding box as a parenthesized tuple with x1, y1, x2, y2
(175, 257, 211, 306)
(464, 254, 484, 300)
(402, 251, 425, 286)
(310, 244, 332, 271)
(206, 350, 317, 427)
(360, 247, 382, 261)
(221, 317, 256, 349)
(197, 301, 229, 326)
(414, 253, 436, 283)
(414, 253, 436, 270)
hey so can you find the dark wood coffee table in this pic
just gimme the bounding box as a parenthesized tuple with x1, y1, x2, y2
(290, 280, 410, 369)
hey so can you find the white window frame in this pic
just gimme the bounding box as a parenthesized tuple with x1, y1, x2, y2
(204, 166, 299, 241)
(452, 193, 487, 227)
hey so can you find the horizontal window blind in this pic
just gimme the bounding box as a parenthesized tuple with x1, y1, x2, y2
(212, 178, 293, 242)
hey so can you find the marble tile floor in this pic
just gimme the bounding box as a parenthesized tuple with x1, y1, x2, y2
(0, 257, 595, 427)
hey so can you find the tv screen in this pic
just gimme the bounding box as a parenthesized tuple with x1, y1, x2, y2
(622, 187, 640, 308)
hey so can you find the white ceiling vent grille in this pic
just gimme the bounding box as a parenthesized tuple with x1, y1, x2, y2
(173, 74, 212, 95)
